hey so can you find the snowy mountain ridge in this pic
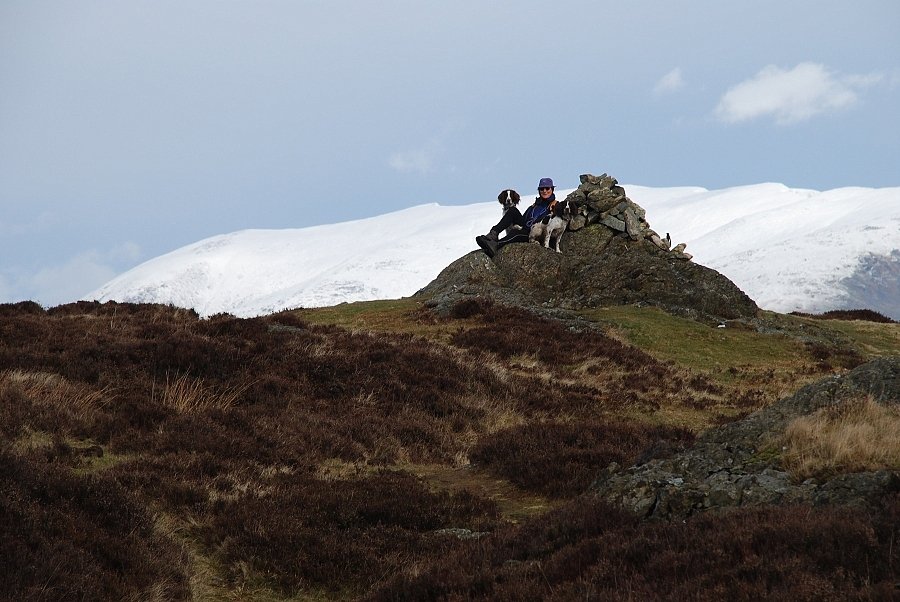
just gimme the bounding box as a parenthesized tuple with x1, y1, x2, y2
(86, 183, 900, 320)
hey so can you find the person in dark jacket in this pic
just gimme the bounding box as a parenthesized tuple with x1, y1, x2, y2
(476, 177, 556, 258)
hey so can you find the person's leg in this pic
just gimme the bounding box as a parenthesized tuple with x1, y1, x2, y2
(497, 229, 530, 248)
(476, 208, 527, 257)
(491, 207, 526, 234)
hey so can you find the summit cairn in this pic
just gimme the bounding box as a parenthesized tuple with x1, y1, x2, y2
(564, 173, 692, 260)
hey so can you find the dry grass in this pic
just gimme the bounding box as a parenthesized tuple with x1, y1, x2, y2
(780, 396, 900, 479)
(1, 369, 111, 416)
(154, 372, 252, 414)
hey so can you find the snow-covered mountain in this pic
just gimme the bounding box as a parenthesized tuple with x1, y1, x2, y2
(85, 183, 900, 320)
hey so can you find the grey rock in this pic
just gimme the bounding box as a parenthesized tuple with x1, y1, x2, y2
(623, 208, 642, 241)
(569, 214, 587, 231)
(600, 215, 626, 231)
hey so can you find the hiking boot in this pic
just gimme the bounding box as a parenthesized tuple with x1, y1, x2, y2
(475, 231, 499, 258)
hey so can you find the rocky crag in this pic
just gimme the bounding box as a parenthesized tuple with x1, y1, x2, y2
(417, 173, 758, 324)
(592, 357, 900, 518)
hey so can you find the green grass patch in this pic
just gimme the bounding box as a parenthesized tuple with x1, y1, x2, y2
(578, 305, 804, 372)
(283, 298, 432, 333)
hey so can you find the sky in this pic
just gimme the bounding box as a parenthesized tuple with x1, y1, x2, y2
(2, 0, 899, 307)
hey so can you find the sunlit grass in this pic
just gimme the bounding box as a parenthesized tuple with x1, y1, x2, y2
(780, 396, 900, 479)
(1, 369, 112, 418)
(154, 372, 253, 414)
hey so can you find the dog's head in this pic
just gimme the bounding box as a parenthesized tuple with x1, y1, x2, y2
(497, 189, 521, 209)
(552, 199, 576, 220)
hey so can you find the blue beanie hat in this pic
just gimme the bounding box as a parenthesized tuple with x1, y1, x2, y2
(538, 177, 554, 189)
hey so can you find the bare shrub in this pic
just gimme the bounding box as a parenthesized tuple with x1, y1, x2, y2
(780, 395, 900, 479)
(448, 300, 661, 372)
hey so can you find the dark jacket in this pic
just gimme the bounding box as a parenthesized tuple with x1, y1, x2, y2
(523, 194, 555, 227)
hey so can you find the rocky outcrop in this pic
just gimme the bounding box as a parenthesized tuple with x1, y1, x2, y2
(591, 357, 900, 519)
(416, 173, 758, 323)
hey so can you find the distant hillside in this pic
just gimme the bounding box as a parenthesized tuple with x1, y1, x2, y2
(85, 178, 900, 319)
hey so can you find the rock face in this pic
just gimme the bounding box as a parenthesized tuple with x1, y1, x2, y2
(591, 357, 900, 518)
(416, 173, 758, 323)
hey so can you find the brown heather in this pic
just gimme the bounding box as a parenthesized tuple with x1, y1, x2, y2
(368, 493, 900, 601)
(1, 298, 897, 600)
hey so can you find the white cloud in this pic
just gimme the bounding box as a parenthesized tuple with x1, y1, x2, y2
(715, 62, 883, 125)
(654, 68, 685, 95)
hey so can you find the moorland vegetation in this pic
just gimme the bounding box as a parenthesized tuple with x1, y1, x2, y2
(1, 295, 899, 600)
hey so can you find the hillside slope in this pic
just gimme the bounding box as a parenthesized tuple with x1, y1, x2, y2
(2, 297, 898, 599)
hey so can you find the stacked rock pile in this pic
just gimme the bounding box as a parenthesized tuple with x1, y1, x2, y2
(564, 173, 692, 261)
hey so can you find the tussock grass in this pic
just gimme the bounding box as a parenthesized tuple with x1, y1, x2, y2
(780, 396, 900, 479)
(1, 369, 111, 417)
(154, 372, 252, 414)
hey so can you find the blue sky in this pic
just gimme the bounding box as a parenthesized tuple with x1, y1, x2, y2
(2, 0, 898, 306)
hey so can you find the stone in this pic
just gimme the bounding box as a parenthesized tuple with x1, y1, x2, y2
(600, 215, 626, 231)
(580, 172, 616, 187)
(569, 215, 587, 231)
(623, 208, 642, 240)
(672, 243, 687, 253)
(563, 189, 587, 205)
(610, 200, 631, 215)
(586, 190, 621, 212)
(418, 224, 758, 324)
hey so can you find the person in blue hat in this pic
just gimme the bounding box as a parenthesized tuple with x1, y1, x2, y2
(476, 177, 557, 258)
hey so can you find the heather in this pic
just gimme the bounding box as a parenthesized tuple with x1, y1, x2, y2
(1, 298, 897, 600)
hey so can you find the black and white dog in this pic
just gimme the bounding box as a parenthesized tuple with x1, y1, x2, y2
(497, 189, 522, 236)
(529, 199, 576, 253)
